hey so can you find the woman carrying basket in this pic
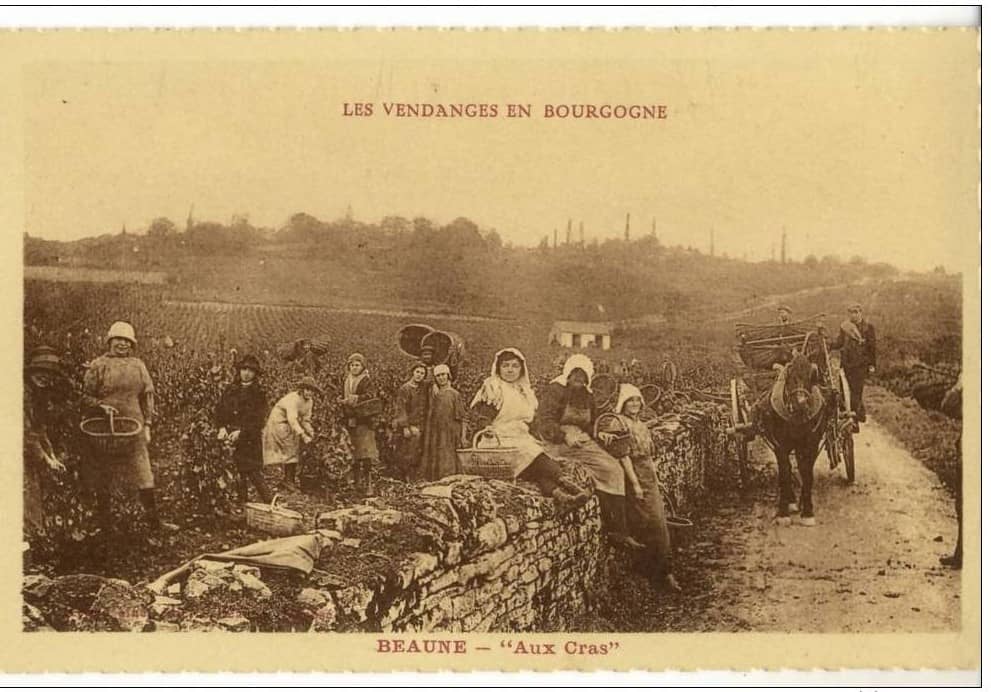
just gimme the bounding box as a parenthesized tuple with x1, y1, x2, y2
(469, 348, 590, 512)
(262, 376, 320, 486)
(604, 384, 681, 591)
(81, 321, 177, 533)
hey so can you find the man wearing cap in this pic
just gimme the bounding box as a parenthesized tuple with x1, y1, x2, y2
(82, 321, 177, 533)
(829, 303, 877, 428)
(215, 354, 273, 505)
(777, 305, 793, 325)
(24, 346, 69, 538)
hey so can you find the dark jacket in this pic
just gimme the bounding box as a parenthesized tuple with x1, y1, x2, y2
(533, 382, 595, 443)
(215, 380, 268, 471)
(393, 380, 429, 430)
(832, 320, 877, 371)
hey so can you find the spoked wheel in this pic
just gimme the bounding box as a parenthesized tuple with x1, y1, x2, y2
(729, 378, 753, 487)
(841, 429, 855, 483)
(838, 368, 856, 483)
(823, 425, 841, 470)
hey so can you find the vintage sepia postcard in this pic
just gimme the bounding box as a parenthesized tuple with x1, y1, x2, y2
(0, 24, 979, 674)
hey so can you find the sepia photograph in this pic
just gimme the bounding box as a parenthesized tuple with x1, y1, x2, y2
(3, 17, 980, 675)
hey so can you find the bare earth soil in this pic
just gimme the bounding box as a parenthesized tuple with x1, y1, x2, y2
(696, 419, 961, 633)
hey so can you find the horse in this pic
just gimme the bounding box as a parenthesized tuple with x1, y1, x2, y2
(753, 351, 836, 526)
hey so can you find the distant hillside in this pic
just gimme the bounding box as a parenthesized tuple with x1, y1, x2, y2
(24, 213, 902, 323)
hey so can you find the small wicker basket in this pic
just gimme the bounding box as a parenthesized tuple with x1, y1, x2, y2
(79, 410, 143, 454)
(456, 429, 521, 481)
(594, 412, 633, 458)
(245, 494, 305, 537)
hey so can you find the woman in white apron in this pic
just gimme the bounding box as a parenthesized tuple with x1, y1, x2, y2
(469, 348, 589, 512)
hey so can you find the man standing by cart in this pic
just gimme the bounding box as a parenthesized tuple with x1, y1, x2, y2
(829, 303, 877, 429)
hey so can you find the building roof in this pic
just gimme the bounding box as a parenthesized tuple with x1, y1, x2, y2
(550, 320, 614, 335)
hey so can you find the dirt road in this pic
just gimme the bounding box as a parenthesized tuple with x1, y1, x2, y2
(698, 420, 961, 632)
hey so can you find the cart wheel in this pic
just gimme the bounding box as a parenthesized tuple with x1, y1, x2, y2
(841, 429, 856, 484)
(730, 378, 743, 427)
(838, 368, 853, 416)
(824, 425, 841, 470)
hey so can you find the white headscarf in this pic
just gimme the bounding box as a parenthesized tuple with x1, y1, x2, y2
(470, 347, 537, 410)
(551, 353, 595, 391)
(615, 383, 644, 415)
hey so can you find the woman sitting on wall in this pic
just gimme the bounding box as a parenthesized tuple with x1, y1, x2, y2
(534, 353, 643, 549)
(469, 348, 589, 513)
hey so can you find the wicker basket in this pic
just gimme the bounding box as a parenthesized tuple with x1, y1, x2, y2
(591, 373, 618, 412)
(245, 494, 305, 537)
(640, 384, 662, 408)
(456, 429, 521, 481)
(594, 412, 633, 458)
(353, 397, 383, 418)
(79, 411, 143, 454)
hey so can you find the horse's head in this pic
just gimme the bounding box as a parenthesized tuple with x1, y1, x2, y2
(782, 352, 816, 420)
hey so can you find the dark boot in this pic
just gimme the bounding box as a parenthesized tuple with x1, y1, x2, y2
(361, 460, 375, 497)
(597, 491, 644, 549)
(235, 475, 248, 504)
(138, 489, 178, 533)
(552, 486, 588, 515)
(95, 491, 114, 534)
(284, 464, 298, 487)
(350, 460, 362, 492)
(247, 470, 273, 504)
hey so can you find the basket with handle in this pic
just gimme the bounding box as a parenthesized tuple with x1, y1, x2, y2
(79, 409, 143, 454)
(456, 429, 521, 480)
(594, 412, 633, 458)
(244, 494, 305, 537)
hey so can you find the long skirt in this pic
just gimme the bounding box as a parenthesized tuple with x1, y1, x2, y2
(627, 455, 672, 576)
(83, 437, 156, 491)
(232, 434, 264, 473)
(544, 428, 625, 495)
(262, 420, 302, 466)
(348, 424, 379, 461)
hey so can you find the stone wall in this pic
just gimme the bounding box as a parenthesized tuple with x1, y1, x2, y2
(306, 405, 734, 633)
(24, 407, 736, 633)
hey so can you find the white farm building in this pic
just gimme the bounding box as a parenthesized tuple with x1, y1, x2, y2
(548, 321, 614, 351)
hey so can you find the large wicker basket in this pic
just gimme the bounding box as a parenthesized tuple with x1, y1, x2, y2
(456, 429, 521, 481)
(79, 411, 143, 454)
(353, 397, 383, 418)
(245, 494, 305, 537)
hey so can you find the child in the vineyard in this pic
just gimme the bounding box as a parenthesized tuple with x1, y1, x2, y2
(421, 364, 468, 480)
(393, 362, 429, 481)
(341, 353, 379, 496)
(262, 376, 320, 486)
(603, 383, 681, 592)
(215, 354, 273, 505)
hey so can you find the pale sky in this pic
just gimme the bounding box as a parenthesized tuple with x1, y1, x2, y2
(22, 30, 978, 272)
